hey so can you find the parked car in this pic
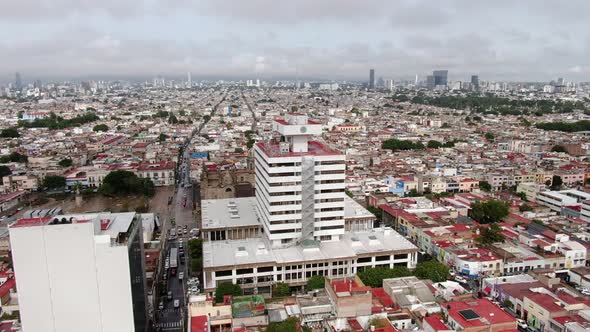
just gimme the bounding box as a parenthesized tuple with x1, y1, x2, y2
(178, 272, 184, 280)
(517, 319, 528, 330)
(158, 301, 164, 310)
(174, 299, 180, 308)
(454, 276, 467, 283)
(167, 291, 172, 300)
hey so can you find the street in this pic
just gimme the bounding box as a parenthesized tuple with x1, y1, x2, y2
(154, 92, 226, 331)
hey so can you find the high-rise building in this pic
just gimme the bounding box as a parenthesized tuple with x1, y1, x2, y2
(426, 75, 435, 89)
(471, 75, 479, 91)
(369, 69, 375, 89)
(187, 71, 192, 86)
(200, 114, 419, 295)
(254, 114, 345, 247)
(433, 70, 448, 86)
(9, 212, 149, 332)
(14, 72, 22, 91)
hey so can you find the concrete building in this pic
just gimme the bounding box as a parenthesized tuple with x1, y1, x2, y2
(254, 114, 346, 247)
(9, 212, 148, 332)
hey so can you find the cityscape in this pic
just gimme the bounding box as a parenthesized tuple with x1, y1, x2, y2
(1, 1, 590, 332)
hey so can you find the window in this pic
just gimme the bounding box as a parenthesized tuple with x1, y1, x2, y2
(216, 270, 232, 277)
(237, 268, 253, 275)
(357, 257, 371, 263)
(257, 266, 273, 273)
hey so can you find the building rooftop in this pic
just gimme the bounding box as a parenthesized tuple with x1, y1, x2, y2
(201, 197, 261, 230)
(256, 140, 342, 158)
(202, 227, 417, 280)
(446, 298, 515, 328)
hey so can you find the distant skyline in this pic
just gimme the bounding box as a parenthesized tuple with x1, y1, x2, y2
(1, 0, 590, 83)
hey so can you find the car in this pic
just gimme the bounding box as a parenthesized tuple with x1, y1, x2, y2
(184, 229, 188, 235)
(517, 319, 528, 330)
(454, 276, 467, 283)
(179, 272, 184, 280)
(174, 299, 180, 308)
(582, 289, 590, 296)
(167, 291, 172, 300)
(158, 301, 164, 310)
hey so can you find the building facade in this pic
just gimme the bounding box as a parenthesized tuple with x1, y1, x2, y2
(9, 212, 148, 332)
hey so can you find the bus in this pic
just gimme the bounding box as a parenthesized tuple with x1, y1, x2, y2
(169, 248, 178, 276)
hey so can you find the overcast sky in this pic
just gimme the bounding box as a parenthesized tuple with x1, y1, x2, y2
(1, 0, 589, 83)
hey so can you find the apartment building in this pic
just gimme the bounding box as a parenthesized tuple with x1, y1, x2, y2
(9, 212, 148, 332)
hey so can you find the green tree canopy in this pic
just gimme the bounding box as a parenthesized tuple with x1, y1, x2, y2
(99, 170, 155, 197)
(519, 203, 533, 212)
(0, 152, 28, 164)
(214, 282, 243, 303)
(43, 175, 66, 189)
(427, 140, 443, 149)
(358, 266, 412, 288)
(307, 275, 325, 290)
(550, 175, 563, 190)
(58, 158, 73, 168)
(275, 282, 291, 297)
(267, 317, 306, 332)
(414, 260, 449, 282)
(470, 199, 510, 224)
(93, 124, 109, 132)
(551, 145, 567, 153)
(0, 165, 11, 184)
(484, 132, 495, 141)
(157, 133, 168, 142)
(479, 181, 492, 192)
(475, 223, 506, 245)
(0, 127, 19, 138)
(168, 114, 178, 124)
(382, 139, 425, 151)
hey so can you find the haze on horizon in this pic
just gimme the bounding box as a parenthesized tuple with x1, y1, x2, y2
(1, 0, 589, 83)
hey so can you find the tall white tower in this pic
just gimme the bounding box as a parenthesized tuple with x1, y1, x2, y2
(254, 114, 346, 248)
(187, 72, 192, 86)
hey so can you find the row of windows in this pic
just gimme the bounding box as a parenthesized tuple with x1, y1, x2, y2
(216, 255, 411, 277)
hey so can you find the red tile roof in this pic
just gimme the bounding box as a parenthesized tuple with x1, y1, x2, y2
(446, 298, 516, 328)
(0, 278, 16, 298)
(525, 293, 566, 312)
(256, 141, 341, 158)
(190, 315, 208, 332)
(10, 217, 51, 228)
(424, 316, 451, 331)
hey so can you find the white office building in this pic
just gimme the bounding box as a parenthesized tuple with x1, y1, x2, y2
(202, 114, 418, 295)
(254, 114, 346, 248)
(9, 212, 148, 332)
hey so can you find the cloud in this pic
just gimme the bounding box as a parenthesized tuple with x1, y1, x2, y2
(0, 0, 590, 81)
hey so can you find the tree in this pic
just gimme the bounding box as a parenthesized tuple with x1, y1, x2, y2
(234, 148, 244, 153)
(0, 165, 11, 184)
(307, 275, 325, 290)
(0, 152, 28, 164)
(43, 175, 66, 189)
(484, 132, 495, 141)
(427, 140, 443, 149)
(345, 189, 354, 198)
(551, 145, 567, 153)
(0, 127, 19, 138)
(414, 260, 449, 282)
(515, 192, 527, 201)
(58, 158, 73, 168)
(267, 317, 304, 332)
(100, 170, 155, 197)
(519, 203, 533, 212)
(93, 124, 109, 132)
(475, 223, 506, 245)
(168, 114, 178, 124)
(358, 266, 412, 288)
(479, 181, 492, 192)
(469, 199, 510, 224)
(214, 282, 242, 303)
(157, 133, 168, 142)
(551, 175, 563, 190)
(246, 138, 256, 149)
(382, 139, 425, 151)
(275, 282, 291, 297)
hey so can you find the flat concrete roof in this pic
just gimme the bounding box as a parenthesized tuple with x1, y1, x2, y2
(344, 196, 375, 219)
(201, 197, 261, 230)
(202, 227, 417, 269)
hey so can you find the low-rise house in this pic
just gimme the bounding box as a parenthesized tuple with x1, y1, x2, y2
(442, 298, 516, 332)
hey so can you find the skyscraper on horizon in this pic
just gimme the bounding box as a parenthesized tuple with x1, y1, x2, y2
(471, 75, 479, 91)
(433, 70, 448, 86)
(187, 71, 192, 86)
(15, 72, 22, 91)
(369, 69, 375, 89)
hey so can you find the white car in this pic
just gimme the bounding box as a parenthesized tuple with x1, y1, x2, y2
(454, 276, 467, 283)
(517, 319, 528, 329)
(174, 299, 180, 308)
(178, 272, 184, 280)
